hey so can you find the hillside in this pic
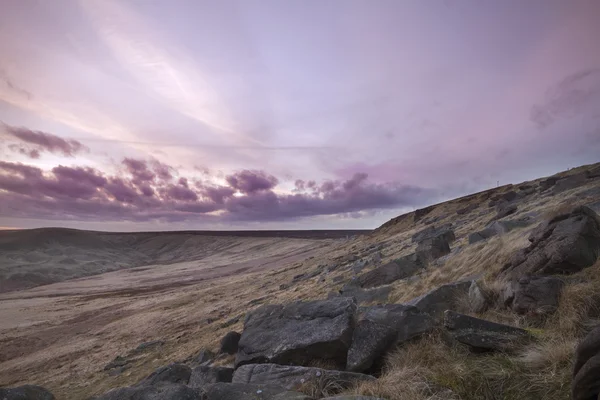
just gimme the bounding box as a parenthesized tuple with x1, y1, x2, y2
(0, 162, 599, 400)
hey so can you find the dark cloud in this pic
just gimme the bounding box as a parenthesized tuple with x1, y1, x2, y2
(8, 144, 40, 159)
(0, 159, 434, 224)
(226, 170, 278, 194)
(531, 68, 600, 129)
(1, 123, 88, 157)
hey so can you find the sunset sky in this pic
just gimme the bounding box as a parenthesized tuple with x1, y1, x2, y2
(1, 0, 599, 231)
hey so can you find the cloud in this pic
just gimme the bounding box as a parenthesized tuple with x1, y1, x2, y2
(1, 122, 88, 157)
(0, 159, 434, 224)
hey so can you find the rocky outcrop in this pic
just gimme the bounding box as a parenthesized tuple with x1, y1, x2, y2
(501, 206, 600, 278)
(352, 259, 422, 288)
(553, 173, 588, 194)
(93, 383, 201, 400)
(202, 383, 310, 400)
(189, 366, 233, 388)
(0, 385, 55, 400)
(415, 236, 451, 264)
(220, 331, 241, 355)
(232, 364, 374, 391)
(502, 277, 564, 315)
(443, 311, 531, 352)
(347, 304, 434, 372)
(235, 297, 356, 368)
(407, 280, 472, 319)
(572, 325, 600, 400)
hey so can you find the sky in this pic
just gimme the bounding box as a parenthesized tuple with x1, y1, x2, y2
(0, 0, 599, 231)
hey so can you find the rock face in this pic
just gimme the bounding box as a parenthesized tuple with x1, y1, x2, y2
(415, 236, 451, 264)
(347, 304, 434, 372)
(353, 259, 422, 288)
(93, 383, 201, 400)
(220, 331, 241, 355)
(501, 206, 600, 278)
(572, 325, 600, 400)
(235, 297, 356, 368)
(0, 385, 55, 400)
(443, 311, 530, 352)
(502, 277, 564, 315)
(407, 280, 472, 319)
(139, 363, 191, 386)
(232, 364, 374, 391)
(189, 366, 234, 388)
(203, 383, 310, 400)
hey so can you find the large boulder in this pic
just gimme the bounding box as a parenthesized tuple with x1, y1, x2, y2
(92, 383, 201, 400)
(411, 224, 455, 244)
(572, 325, 600, 400)
(220, 331, 241, 355)
(501, 206, 600, 278)
(539, 176, 559, 191)
(553, 173, 588, 194)
(202, 383, 310, 400)
(353, 259, 422, 288)
(469, 218, 534, 244)
(415, 236, 451, 264)
(502, 277, 564, 315)
(232, 364, 373, 391)
(443, 311, 531, 352)
(189, 366, 234, 388)
(468, 280, 490, 313)
(490, 202, 518, 221)
(347, 304, 434, 372)
(235, 297, 356, 368)
(406, 280, 472, 319)
(0, 385, 55, 400)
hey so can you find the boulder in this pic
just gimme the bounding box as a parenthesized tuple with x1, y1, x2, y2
(457, 203, 478, 215)
(189, 366, 234, 388)
(468, 281, 490, 313)
(443, 311, 531, 352)
(468, 218, 534, 244)
(411, 224, 455, 244)
(353, 259, 422, 288)
(335, 285, 392, 305)
(491, 202, 518, 221)
(133, 340, 165, 353)
(0, 385, 55, 400)
(347, 304, 434, 372)
(187, 349, 215, 366)
(92, 383, 201, 400)
(413, 205, 435, 222)
(351, 259, 368, 274)
(138, 363, 191, 386)
(202, 383, 310, 400)
(220, 331, 241, 355)
(539, 177, 559, 191)
(235, 297, 356, 368)
(415, 236, 451, 264)
(407, 280, 472, 319)
(502, 277, 564, 315)
(572, 325, 600, 400)
(553, 173, 588, 194)
(501, 206, 600, 278)
(233, 364, 374, 391)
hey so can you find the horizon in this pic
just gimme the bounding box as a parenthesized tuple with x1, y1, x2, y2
(1, 0, 600, 231)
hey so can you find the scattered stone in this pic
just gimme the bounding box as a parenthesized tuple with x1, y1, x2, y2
(347, 304, 434, 372)
(104, 356, 128, 372)
(189, 366, 234, 388)
(336, 285, 392, 304)
(502, 277, 564, 315)
(351, 259, 368, 274)
(491, 202, 518, 221)
(232, 363, 374, 391)
(220, 315, 241, 329)
(332, 275, 344, 283)
(139, 363, 191, 386)
(501, 206, 600, 278)
(187, 349, 215, 366)
(0, 385, 55, 400)
(539, 177, 559, 191)
(352, 259, 422, 288)
(415, 236, 451, 264)
(133, 340, 165, 353)
(457, 203, 478, 215)
(407, 280, 472, 319)
(235, 297, 356, 368)
(469, 218, 534, 244)
(202, 382, 310, 400)
(370, 251, 382, 265)
(443, 310, 531, 352)
(93, 383, 201, 400)
(411, 224, 455, 244)
(572, 325, 600, 400)
(468, 281, 490, 313)
(220, 331, 241, 355)
(279, 284, 289, 290)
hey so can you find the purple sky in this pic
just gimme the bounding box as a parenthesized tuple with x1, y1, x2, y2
(1, 0, 599, 231)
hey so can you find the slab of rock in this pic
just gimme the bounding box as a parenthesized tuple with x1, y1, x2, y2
(203, 383, 310, 400)
(411, 224, 455, 244)
(220, 331, 241, 355)
(353, 259, 422, 288)
(415, 236, 451, 264)
(491, 202, 518, 221)
(189, 366, 233, 388)
(572, 325, 600, 400)
(233, 363, 373, 391)
(501, 206, 600, 278)
(502, 277, 564, 315)
(539, 177, 559, 191)
(93, 383, 201, 400)
(0, 385, 55, 400)
(553, 173, 588, 194)
(468, 218, 533, 244)
(235, 297, 356, 368)
(468, 281, 490, 313)
(443, 310, 531, 352)
(138, 363, 191, 386)
(407, 280, 472, 319)
(347, 304, 434, 372)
